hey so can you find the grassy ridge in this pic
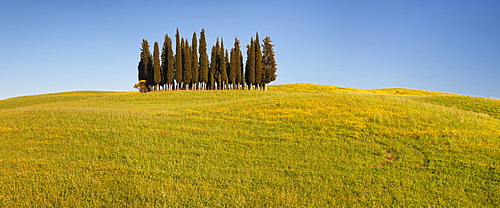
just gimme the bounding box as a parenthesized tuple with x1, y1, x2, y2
(270, 83, 453, 95)
(1, 84, 499, 207)
(412, 95, 500, 119)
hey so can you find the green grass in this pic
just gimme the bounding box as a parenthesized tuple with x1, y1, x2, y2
(1, 84, 499, 207)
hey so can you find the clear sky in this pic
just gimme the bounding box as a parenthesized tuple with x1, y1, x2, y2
(1, 0, 499, 100)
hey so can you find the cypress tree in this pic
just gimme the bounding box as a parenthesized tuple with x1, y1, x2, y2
(138, 59, 145, 81)
(182, 38, 192, 90)
(199, 29, 209, 90)
(162, 34, 174, 91)
(229, 48, 236, 89)
(230, 38, 242, 89)
(219, 39, 228, 90)
(139, 39, 151, 80)
(245, 38, 255, 90)
(160, 36, 167, 90)
(225, 49, 230, 89)
(191, 32, 199, 90)
(262, 36, 277, 91)
(140, 39, 153, 90)
(209, 45, 217, 90)
(153, 41, 161, 90)
(174, 29, 182, 90)
(234, 38, 244, 90)
(254, 33, 263, 90)
(239, 50, 245, 90)
(138, 39, 149, 81)
(214, 38, 221, 89)
(146, 52, 154, 90)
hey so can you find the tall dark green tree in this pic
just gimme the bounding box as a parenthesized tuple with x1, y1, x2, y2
(225, 49, 230, 89)
(209, 44, 217, 90)
(232, 38, 244, 90)
(245, 38, 255, 90)
(254, 33, 263, 90)
(182, 38, 192, 90)
(199, 29, 209, 90)
(229, 38, 242, 89)
(219, 39, 228, 90)
(162, 34, 175, 91)
(138, 60, 145, 81)
(146, 54, 154, 90)
(138, 39, 150, 82)
(214, 38, 222, 89)
(140, 39, 154, 90)
(191, 32, 199, 90)
(153, 41, 161, 90)
(174, 29, 183, 90)
(262, 36, 277, 91)
(160, 40, 166, 89)
(229, 48, 237, 89)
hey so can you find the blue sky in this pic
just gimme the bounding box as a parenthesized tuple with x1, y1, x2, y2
(1, 0, 499, 100)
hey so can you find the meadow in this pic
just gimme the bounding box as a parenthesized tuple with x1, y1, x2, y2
(0, 84, 499, 207)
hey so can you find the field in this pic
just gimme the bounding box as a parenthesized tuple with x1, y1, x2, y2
(1, 84, 499, 207)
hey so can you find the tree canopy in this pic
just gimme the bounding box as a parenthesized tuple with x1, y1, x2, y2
(136, 29, 277, 92)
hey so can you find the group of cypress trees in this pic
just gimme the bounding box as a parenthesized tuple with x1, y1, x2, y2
(137, 29, 277, 92)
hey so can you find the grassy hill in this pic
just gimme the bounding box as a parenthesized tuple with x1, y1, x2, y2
(1, 84, 499, 207)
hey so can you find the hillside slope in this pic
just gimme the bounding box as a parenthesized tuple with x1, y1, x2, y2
(1, 84, 499, 207)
